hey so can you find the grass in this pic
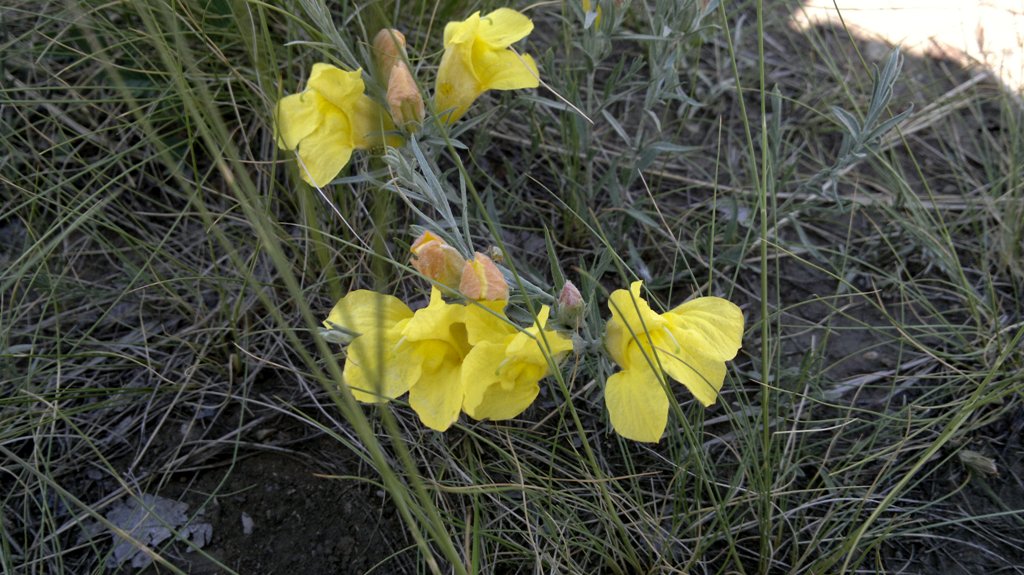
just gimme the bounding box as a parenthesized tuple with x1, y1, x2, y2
(2, 0, 1023, 573)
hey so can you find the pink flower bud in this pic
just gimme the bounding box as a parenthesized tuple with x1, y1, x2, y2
(556, 280, 585, 326)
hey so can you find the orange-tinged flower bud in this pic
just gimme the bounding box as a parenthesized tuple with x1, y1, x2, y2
(386, 65, 425, 130)
(373, 28, 406, 76)
(460, 252, 509, 302)
(373, 28, 424, 130)
(411, 231, 466, 288)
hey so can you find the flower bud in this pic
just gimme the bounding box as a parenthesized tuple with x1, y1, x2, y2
(460, 252, 509, 302)
(410, 231, 466, 289)
(373, 28, 424, 130)
(556, 280, 584, 327)
(386, 65, 424, 130)
(373, 29, 406, 76)
(484, 245, 504, 264)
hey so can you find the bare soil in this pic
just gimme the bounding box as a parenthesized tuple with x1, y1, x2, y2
(142, 443, 411, 574)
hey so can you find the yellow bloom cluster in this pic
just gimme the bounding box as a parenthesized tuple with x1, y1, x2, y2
(323, 234, 572, 431)
(275, 8, 539, 187)
(289, 8, 748, 443)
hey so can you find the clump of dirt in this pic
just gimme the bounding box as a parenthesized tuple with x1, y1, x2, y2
(153, 449, 412, 574)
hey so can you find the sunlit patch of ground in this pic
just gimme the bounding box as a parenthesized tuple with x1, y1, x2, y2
(791, 1, 1024, 94)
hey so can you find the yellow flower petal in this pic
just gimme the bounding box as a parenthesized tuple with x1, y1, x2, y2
(344, 319, 419, 403)
(605, 281, 667, 369)
(656, 344, 727, 407)
(404, 339, 450, 373)
(461, 340, 540, 420)
(506, 306, 573, 361)
(434, 45, 481, 124)
(293, 108, 354, 186)
(346, 94, 395, 149)
(275, 91, 324, 150)
(444, 11, 481, 46)
(666, 297, 744, 361)
(461, 340, 505, 411)
(605, 366, 669, 443)
(323, 290, 413, 334)
(602, 284, 743, 437)
(468, 381, 541, 421)
(403, 288, 469, 354)
(475, 49, 539, 91)
(476, 8, 534, 48)
(408, 353, 464, 431)
(306, 63, 365, 110)
(464, 301, 515, 345)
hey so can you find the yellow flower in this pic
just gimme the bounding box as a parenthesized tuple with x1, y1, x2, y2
(399, 288, 505, 431)
(434, 8, 540, 124)
(461, 305, 573, 421)
(323, 290, 418, 403)
(400, 288, 467, 431)
(276, 63, 393, 187)
(604, 281, 743, 442)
